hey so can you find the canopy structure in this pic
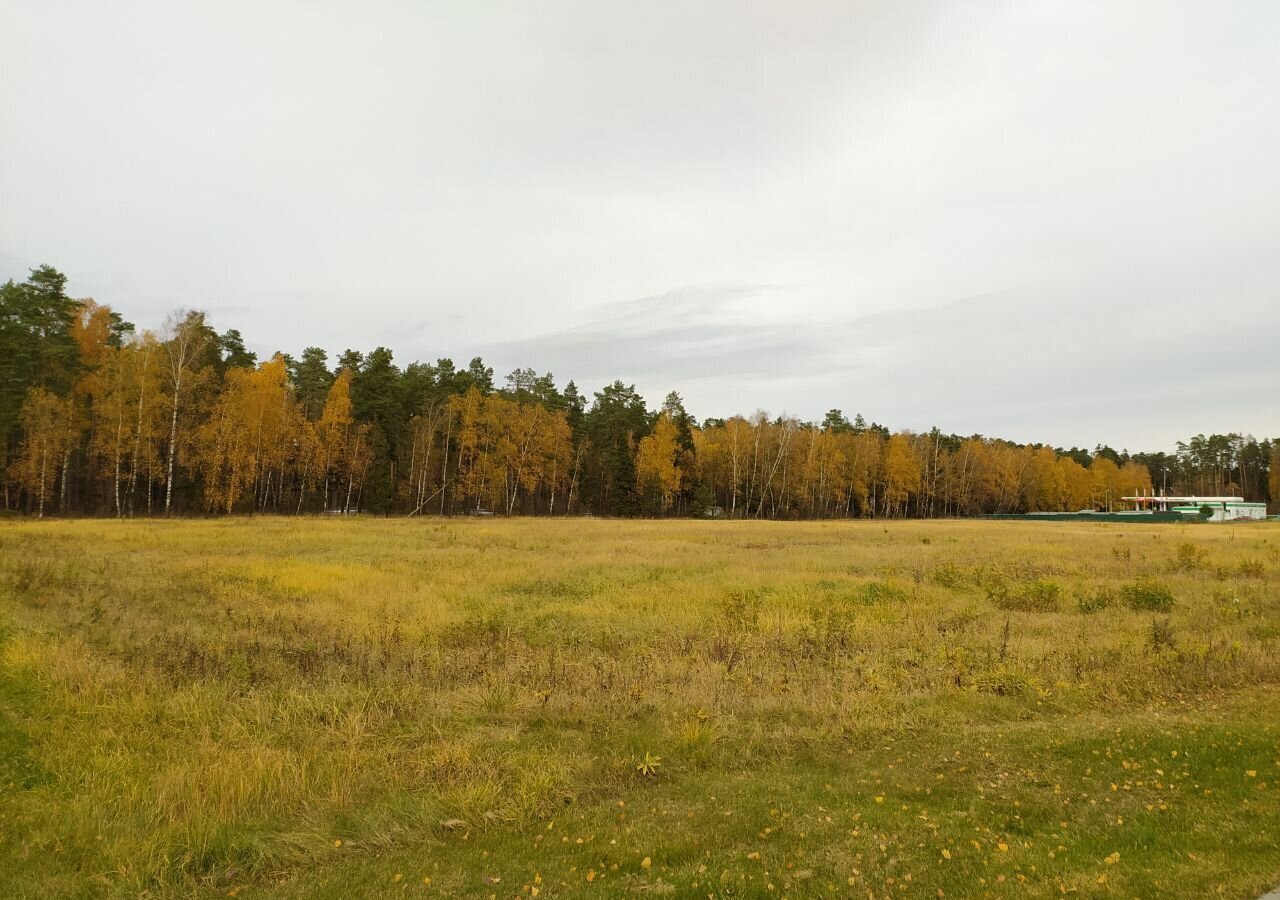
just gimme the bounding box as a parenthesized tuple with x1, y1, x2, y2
(1122, 494, 1267, 521)
(1123, 495, 1243, 507)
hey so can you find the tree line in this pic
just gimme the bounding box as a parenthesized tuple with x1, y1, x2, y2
(3, 266, 1277, 518)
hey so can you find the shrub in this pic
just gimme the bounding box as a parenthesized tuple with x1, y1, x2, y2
(1236, 560, 1266, 579)
(1173, 543, 1208, 572)
(1121, 579, 1176, 612)
(930, 561, 973, 591)
(990, 579, 1061, 612)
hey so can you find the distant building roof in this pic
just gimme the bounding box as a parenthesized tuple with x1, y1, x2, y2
(1123, 495, 1247, 503)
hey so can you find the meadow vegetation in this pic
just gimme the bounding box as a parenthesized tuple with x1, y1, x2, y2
(1, 518, 1279, 898)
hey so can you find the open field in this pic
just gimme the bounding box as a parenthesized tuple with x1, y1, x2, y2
(2, 518, 1279, 899)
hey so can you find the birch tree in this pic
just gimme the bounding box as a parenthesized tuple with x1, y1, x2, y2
(13, 389, 77, 517)
(160, 311, 212, 515)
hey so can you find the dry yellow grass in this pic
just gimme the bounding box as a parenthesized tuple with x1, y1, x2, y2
(1, 517, 1278, 897)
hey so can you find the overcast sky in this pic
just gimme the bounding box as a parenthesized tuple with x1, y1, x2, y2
(2, 1, 1277, 450)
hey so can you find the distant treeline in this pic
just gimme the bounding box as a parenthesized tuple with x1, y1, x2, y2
(2, 265, 1276, 518)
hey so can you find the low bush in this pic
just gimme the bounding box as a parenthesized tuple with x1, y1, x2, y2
(990, 578, 1061, 612)
(1173, 542, 1208, 572)
(930, 561, 975, 591)
(1236, 560, 1266, 579)
(1121, 579, 1176, 612)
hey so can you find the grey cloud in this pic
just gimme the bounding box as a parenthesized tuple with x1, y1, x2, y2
(484, 274, 1278, 449)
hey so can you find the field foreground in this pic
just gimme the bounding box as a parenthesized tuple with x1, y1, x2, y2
(2, 517, 1279, 898)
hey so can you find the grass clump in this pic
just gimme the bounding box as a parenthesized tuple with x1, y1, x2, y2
(970, 662, 1044, 698)
(930, 560, 977, 591)
(1173, 542, 1209, 572)
(1121, 578, 1177, 611)
(1077, 586, 1113, 614)
(1149, 617, 1177, 651)
(1235, 560, 1266, 579)
(855, 579, 908, 604)
(988, 578, 1061, 612)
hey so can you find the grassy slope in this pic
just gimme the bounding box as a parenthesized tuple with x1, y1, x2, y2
(0, 518, 1277, 898)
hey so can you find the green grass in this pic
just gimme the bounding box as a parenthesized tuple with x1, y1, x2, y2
(1, 517, 1279, 898)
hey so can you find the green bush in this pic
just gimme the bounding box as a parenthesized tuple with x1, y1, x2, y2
(1121, 579, 1176, 611)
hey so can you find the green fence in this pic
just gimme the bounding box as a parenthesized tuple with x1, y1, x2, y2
(983, 512, 1193, 523)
